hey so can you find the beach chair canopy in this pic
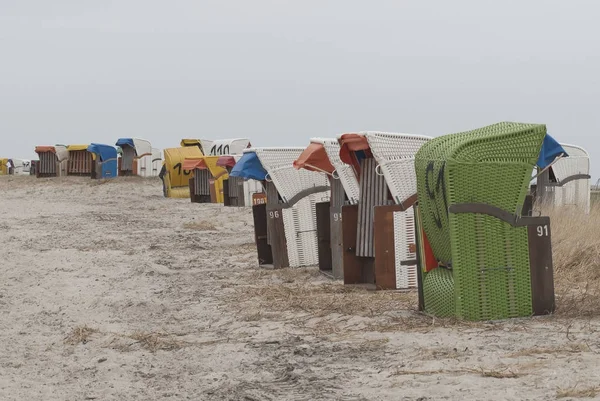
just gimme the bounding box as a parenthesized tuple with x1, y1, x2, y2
(115, 138, 152, 157)
(216, 155, 238, 169)
(230, 150, 268, 181)
(35, 145, 69, 162)
(292, 142, 335, 174)
(67, 144, 89, 152)
(87, 143, 118, 178)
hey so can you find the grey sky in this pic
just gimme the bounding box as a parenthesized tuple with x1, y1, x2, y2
(1, 0, 598, 180)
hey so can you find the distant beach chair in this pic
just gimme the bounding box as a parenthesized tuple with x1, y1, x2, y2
(533, 143, 591, 214)
(34, 146, 69, 178)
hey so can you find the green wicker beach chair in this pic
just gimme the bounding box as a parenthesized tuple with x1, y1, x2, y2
(415, 122, 563, 321)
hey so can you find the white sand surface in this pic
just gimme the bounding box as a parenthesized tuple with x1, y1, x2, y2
(1, 175, 599, 401)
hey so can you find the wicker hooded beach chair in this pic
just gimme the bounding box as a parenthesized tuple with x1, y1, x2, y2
(160, 146, 204, 198)
(184, 156, 229, 204)
(293, 138, 357, 279)
(231, 148, 330, 268)
(218, 155, 263, 207)
(337, 132, 430, 289)
(115, 138, 155, 177)
(34, 146, 69, 178)
(414, 122, 563, 321)
(534, 143, 590, 214)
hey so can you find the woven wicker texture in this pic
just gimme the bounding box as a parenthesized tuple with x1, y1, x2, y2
(252, 147, 330, 268)
(365, 132, 431, 205)
(393, 209, 418, 289)
(317, 138, 360, 205)
(545, 144, 590, 213)
(415, 122, 547, 320)
(422, 268, 456, 317)
(253, 148, 330, 202)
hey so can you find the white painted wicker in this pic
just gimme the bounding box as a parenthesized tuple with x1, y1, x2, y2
(316, 138, 360, 205)
(364, 131, 432, 205)
(393, 210, 418, 289)
(253, 147, 331, 267)
(550, 144, 591, 213)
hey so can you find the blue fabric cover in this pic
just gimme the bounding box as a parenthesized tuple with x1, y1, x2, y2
(115, 138, 134, 148)
(537, 134, 567, 169)
(87, 144, 118, 178)
(230, 152, 267, 181)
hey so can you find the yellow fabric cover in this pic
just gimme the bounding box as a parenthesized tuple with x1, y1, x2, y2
(67, 144, 90, 151)
(163, 146, 204, 198)
(180, 139, 201, 147)
(202, 156, 229, 203)
(0, 158, 8, 175)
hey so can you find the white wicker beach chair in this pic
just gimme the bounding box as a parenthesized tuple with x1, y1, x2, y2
(253, 147, 330, 268)
(343, 131, 431, 290)
(367, 131, 431, 289)
(537, 143, 591, 214)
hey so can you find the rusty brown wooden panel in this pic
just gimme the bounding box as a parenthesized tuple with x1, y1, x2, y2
(316, 202, 332, 273)
(252, 204, 273, 266)
(373, 205, 405, 290)
(330, 205, 344, 280)
(528, 222, 555, 315)
(267, 207, 289, 268)
(253, 193, 267, 206)
(342, 205, 364, 284)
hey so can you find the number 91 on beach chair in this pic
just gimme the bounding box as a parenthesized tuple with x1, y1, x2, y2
(414, 122, 565, 321)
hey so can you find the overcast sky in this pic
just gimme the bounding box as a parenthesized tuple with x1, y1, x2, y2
(1, 0, 598, 179)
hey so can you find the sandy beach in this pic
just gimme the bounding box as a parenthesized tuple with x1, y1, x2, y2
(1, 175, 600, 401)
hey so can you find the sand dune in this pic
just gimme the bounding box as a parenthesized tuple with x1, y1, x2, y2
(1, 175, 600, 401)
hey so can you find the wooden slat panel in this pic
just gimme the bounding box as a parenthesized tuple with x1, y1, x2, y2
(252, 204, 273, 266)
(223, 178, 231, 206)
(38, 152, 57, 177)
(316, 202, 332, 272)
(373, 204, 407, 290)
(342, 205, 365, 284)
(233, 177, 245, 206)
(194, 169, 212, 203)
(68, 150, 93, 175)
(267, 207, 289, 268)
(528, 222, 555, 315)
(356, 158, 388, 257)
(330, 205, 344, 280)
